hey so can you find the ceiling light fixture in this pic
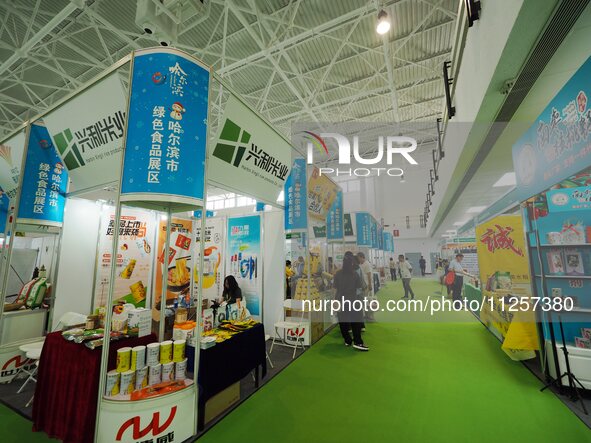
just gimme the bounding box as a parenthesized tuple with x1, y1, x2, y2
(376, 10, 391, 35)
(466, 206, 486, 214)
(493, 172, 516, 187)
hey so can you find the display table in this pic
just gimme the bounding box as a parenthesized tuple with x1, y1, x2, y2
(32, 332, 157, 443)
(194, 322, 267, 430)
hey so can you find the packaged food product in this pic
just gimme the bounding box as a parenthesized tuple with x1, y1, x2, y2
(148, 364, 162, 386)
(105, 370, 120, 396)
(116, 347, 132, 373)
(135, 367, 148, 391)
(131, 345, 146, 371)
(120, 370, 136, 395)
(172, 339, 185, 362)
(160, 340, 173, 364)
(175, 359, 187, 380)
(162, 361, 174, 382)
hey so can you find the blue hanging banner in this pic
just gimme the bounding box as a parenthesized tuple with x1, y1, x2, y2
(0, 188, 8, 234)
(255, 201, 266, 212)
(513, 56, 591, 201)
(356, 212, 372, 246)
(121, 48, 210, 211)
(382, 231, 388, 252)
(193, 209, 214, 219)
(370, 217, 378, 249)
(284, 158, 307, 231)
(378, 224, 384, 250)
(327, 190, 343, 241)
(17, 124, 68, 227)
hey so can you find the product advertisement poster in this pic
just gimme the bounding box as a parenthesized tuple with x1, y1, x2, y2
(285, 158, 308, 231)
(93, 207, 156, 310)
(193, 216, 225, 303)
(476, 215, 538, 359)
(17, 124, 68, 227)
(327, 190, 343, 241)
(121, 48, 209, 208)
(155, 217, 193, 307)
(307, 167, 339, 221)
(210, 94, 291, 205)
(0, 130, 26, 200)
(356, 212, 372, 246)
(370, 217, 378, 249)
(226, 215, 261, 318)
(512, 55, 591, 201)
(42, 73, 127, 193)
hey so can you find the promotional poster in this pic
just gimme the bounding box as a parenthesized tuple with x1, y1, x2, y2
(93, 207, 156, 310)
(226, 215, 262, 318)
(193, 216, 225, 303)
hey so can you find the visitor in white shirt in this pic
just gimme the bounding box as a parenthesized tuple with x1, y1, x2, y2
(448, 254, 467, 301)
(398, 255, 415, 299)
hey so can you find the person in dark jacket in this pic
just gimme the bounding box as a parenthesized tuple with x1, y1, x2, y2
(222, 275, 242, 304)
(335, 252, 368, 351)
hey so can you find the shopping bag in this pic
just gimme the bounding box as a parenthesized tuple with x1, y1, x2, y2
(444, 271, 455, 286)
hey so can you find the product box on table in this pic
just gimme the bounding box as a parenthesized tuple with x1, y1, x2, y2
(128, 308, 151, 337)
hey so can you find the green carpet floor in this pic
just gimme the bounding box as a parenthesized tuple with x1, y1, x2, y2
(198, 278, 591, 443)
(1, 279, 590, 442)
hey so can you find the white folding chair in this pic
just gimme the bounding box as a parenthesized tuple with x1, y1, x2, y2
(270, 299, 307, 359)
(264, 334, 274, 368)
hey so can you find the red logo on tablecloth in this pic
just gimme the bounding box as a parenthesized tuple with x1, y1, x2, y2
(1, 355, 35, 378)
(116, 406, 177, 441)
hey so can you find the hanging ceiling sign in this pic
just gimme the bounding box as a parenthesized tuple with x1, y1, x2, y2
(120, 48, 210, 211)
(512, 56, 591, 201)
(0, 130, 26, 200)
(356, 212, 372, 247)
(43, 73, 127, 193)
(327, 190, 343, 241)
(17, 124, 68, 227)
(0, 189, 8, 234)
(285, 158, 308, 231)
(307, 167, 339, 222)
(209, 94, 291, 206)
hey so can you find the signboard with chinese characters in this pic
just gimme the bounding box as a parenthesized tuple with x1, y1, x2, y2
(17, 124, 68, 227)
(344, 213, 354, 237)
(327, 190, 343, 241)
(0, 130, 26, 200)
(43, 73, 127, 193)
(355, 212, 372, 246)
(370, 217, 378, 249)
(210, 94, 291, 206)
(476, 214, 538, 358)
(285, 158, 307, 231)
(513, 56, 591, 201)
(193, 216, 225, 303)
(307, 167, 339, 222)
(93, 206, 156, 310)
(121, 48, 209, 211)
(547, 186, 591, 212)
(226, 215, 262, 318)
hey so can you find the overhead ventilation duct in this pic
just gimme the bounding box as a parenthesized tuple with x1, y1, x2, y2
(135, 0, 179, 46)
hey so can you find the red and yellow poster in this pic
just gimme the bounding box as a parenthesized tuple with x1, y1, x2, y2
(476, 214, 539, 360)
(154, 217, 193, 306)
(307, 167, 339, 221)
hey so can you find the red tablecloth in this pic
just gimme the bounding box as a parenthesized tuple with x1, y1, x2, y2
(32, 332, 156, 443)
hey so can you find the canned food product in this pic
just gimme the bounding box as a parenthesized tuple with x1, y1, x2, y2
(172, 339, 186, 362)
(161, 361, 174, 382)
(135, 367, 148, 391)
(174, 358, 187, 381)
(105, 370, 120, 396)
(160, 340, 173, 364)
(146, 342, 160, 366)
(148, 364, 162, 386)
(116, 347, 132, 373)
(120, 370, 136, 395)
(131, 345, 146, 371)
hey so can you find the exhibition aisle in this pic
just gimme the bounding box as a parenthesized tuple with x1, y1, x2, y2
(198, 279, 591, 443)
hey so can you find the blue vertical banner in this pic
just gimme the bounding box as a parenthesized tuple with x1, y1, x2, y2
(121, 48, 210, 209)
(382, 231, 388, 252)
(378, 224, 384, 250)
(0, 188, 8, 233)
(370, 217, 378, 249)
(255, 201, 266, 212)
(513, 56, 591, 201)
(327, 190, 343, 241)
(356, 212, 372, 246)
(226, 215, 261, 317)
(285, 158, 307, 230)
(17, 124, 68, 226)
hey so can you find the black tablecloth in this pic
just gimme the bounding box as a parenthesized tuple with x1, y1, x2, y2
(196, 323, 267, 429)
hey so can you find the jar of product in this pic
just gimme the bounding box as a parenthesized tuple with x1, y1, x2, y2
(175, 308, 188, 324)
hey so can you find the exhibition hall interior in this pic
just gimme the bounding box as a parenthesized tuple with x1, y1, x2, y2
(1, 0, 591, 442)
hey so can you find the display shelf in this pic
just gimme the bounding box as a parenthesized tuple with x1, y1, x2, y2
(534, 274, 591, 280)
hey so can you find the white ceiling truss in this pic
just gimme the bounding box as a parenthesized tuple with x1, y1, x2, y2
(0, 0, 459, 223)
